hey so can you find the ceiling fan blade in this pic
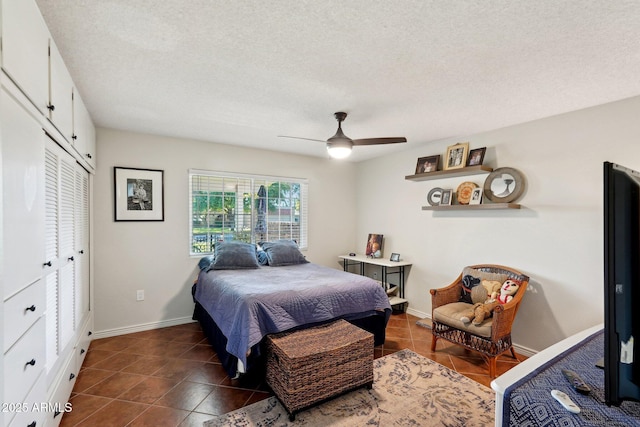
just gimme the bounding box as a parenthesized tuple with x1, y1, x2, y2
(352, 137, 407, 146)
(278, 135, 327, 143)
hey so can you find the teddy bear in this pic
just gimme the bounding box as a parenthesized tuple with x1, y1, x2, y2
(480, 280, 503, 301)
(460, 279, 521, 326)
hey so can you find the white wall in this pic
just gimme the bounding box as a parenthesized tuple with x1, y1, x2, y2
(94, 95, 640, 353)
(355, 95, 640, 353)
(93, 128, 358, 335)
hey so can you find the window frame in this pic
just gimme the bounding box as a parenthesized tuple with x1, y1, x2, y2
(188, 169, 308, 255)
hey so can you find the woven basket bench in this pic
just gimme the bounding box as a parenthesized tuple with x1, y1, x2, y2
(265, 319, 374, 421)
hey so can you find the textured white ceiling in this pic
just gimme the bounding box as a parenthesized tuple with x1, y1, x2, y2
(35, 0, 640, 162)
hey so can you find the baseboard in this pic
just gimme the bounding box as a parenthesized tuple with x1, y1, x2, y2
(406, 307, 428, 319)
(92, 316, 196, 339)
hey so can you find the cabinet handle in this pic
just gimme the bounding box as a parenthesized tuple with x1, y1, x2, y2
(86, 153, 92, 159)
(80, 348, 86, 354)
(26, 305, 36, 312)
(43, 261, 52, 267)
(79, 250, 84, 254)
(25, 359, 36, 367)
(53, 410, 61, 418)
(69, 373, 75, 381)
(27, 421, 36, 427)
(68, 256, 74, 261)
(47, 104, 55, 112)
(72, 134, 77, 140)
(88, 331, 92, 336)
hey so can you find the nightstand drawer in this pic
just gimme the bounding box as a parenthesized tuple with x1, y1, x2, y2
(4, 316, 46, 405)
(4, 279, 45, 352)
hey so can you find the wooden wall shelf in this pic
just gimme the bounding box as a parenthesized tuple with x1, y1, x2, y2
(422, 203, 521, 211)
(405, 165, 493, 181)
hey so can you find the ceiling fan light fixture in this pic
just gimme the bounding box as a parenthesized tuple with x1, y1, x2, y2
(327, 144, 352, 159)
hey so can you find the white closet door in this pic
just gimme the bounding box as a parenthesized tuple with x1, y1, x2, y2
(44, 140, 77, 374)
(45, 270, 58, 371)
(44, 143, 59, 372)
(74, 165, 90, 327)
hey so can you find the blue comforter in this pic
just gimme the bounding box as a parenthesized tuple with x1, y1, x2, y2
(194, 263, 392, 368)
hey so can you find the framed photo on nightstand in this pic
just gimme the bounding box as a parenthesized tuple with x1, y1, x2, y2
(390, 253, 400, 262)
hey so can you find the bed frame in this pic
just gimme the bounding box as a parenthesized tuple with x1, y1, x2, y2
(192, 295, 388, 377)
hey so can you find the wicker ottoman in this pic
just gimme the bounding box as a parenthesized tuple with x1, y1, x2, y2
(265, 319, 374, 421)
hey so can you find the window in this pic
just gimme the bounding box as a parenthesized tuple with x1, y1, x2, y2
(189, 170, 308, 254)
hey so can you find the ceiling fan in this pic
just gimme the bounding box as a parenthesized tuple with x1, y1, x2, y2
(279, 112, 407, 159)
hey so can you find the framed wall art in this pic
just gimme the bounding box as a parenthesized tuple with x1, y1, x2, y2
(444, 142, 469, 170)
(114, 167, 164, 221)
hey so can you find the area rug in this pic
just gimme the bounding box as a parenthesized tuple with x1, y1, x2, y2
(203, 349, 494, 426)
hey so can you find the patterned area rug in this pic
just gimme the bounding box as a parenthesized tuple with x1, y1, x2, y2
(203, 349, 494, 426)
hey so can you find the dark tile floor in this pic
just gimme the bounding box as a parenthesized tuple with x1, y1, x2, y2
(60, 312, 524, 426)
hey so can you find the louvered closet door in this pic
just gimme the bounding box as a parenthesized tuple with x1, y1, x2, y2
(44, 139, 77, 376)
(74, 165, 90, 327)
(44, 143, 59, 372)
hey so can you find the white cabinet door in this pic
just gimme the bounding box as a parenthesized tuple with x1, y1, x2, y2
(1, 86, 45, 299)
(72, 91, 96, 170)
(48, 39, 74, 143)
(0, 0, 50, 114)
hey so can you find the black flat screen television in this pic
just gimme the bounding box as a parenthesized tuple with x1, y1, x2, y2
(603, 161, 640, 406)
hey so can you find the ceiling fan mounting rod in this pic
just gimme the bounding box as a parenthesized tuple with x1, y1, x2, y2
(334, 112, 348, 123)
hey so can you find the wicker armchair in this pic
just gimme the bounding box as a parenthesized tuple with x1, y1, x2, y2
(430, 264, 529, 378)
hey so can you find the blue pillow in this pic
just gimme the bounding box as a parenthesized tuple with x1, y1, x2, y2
(210, 241, 260, 270)
(259, 240, 308, 267)
(198, 255, 215, 271)
(256, 246, 269, 266)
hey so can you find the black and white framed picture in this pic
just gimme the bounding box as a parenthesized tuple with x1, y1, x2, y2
(114, 167, 164, 221)
(444, 142, 469, 170)
(390, 253, 401, 262)
(470, 188, 483, 205)
(440, 189, 453, 205)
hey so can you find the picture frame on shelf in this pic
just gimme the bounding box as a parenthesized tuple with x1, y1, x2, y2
(390, 253, 401, 262)
(440, 189, 453, 205)
(415, 155, 440, 174)
(467, 147, 486, 166)
(427, 187, 443, 206)
(114, 167, 164, 221)
(444, 142, 469, 170)
(470, 188, 483, 205)
(365, 233, 383, 258)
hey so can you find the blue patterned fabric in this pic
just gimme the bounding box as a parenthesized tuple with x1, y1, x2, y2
(504, 330, 640, 426)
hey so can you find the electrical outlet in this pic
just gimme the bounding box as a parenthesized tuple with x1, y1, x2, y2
(373, 272, 378, 279)
(136, 290, 144, 301)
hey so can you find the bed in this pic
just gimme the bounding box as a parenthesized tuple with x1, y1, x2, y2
(192, 240, 392, 377)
